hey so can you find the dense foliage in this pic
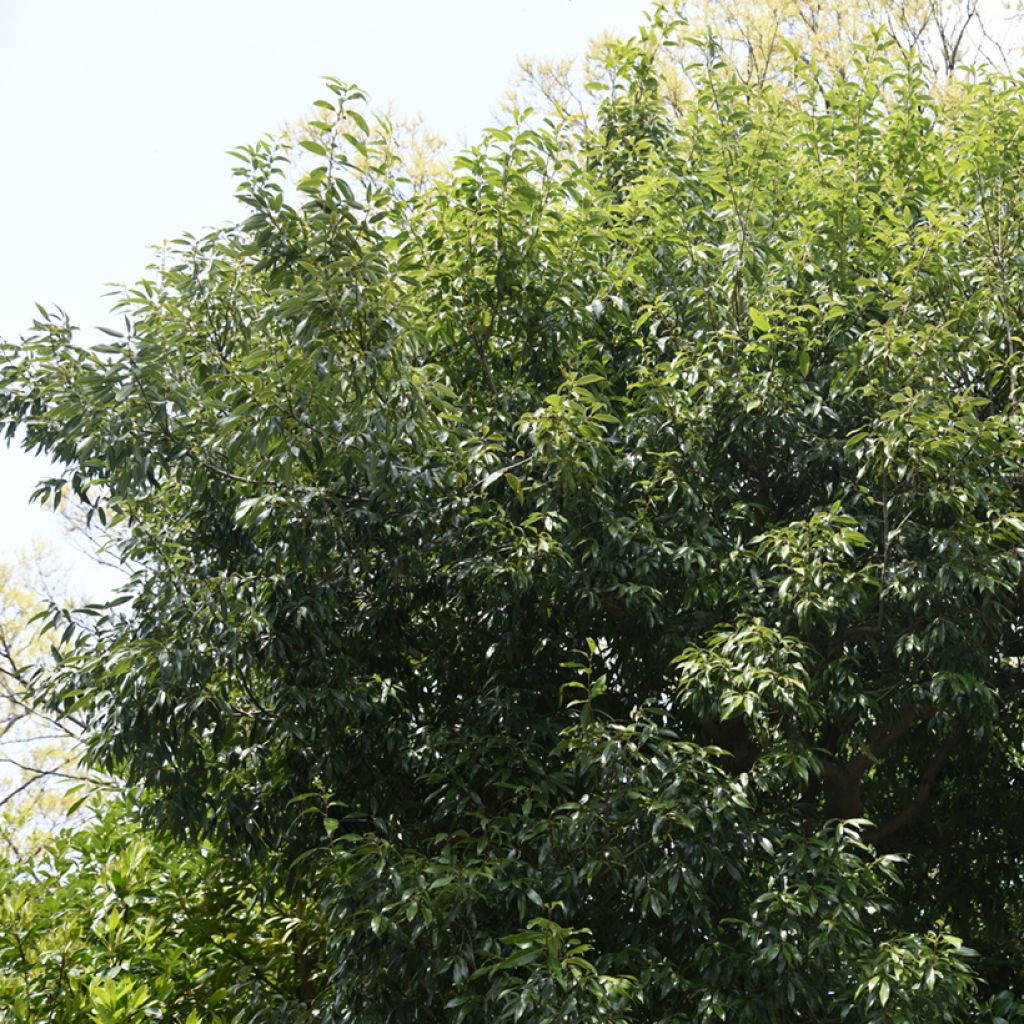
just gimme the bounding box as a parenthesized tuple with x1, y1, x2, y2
(0, 799, 312, 1022)
(4, 13, 1024, 1021)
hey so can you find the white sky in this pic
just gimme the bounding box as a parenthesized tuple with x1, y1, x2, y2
(0, 0, 652, 595)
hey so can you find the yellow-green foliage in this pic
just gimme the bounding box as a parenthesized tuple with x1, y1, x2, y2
(0, 548, 89, 853)
(0, 799, 310, 1023)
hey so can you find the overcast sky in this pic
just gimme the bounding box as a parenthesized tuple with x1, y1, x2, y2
(0, 0, 652, 594)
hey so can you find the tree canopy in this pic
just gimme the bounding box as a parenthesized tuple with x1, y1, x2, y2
(0, 797, 310, 1024)
(4, 10, 1024, 1022)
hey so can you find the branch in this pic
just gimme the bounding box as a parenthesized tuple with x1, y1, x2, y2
(864, 723, 963, 846)
(700, 716, 760, 774)
(849, 703, 935, 781)
(0, 632, 87, 734)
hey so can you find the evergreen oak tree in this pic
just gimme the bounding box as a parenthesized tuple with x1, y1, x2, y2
(4, 11, 1024, 1022)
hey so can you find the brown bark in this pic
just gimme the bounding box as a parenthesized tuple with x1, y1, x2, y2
(821, 758, 865, 819)
(849, 703, 936, 780)
(700, 717, 760, 773)
(820, 703, 936, 820)
(865, 724, 963, 846)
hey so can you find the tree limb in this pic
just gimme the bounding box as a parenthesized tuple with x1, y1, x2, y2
(849, 703, 935, 781)
(864, 723, 963, 846)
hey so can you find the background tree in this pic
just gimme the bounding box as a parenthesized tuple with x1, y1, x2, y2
(3, 9, 1024, 1022)
(668, 0, 1021, 81)
(0, 548, 96, 855)
(0, 796, 323, 1023)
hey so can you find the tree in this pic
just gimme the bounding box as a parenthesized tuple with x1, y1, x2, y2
(0, 548, 96, 855)
(3, 11, 1024, 1021)
(669, 0, 1019, 79)
(515, 0, 1023, 126)
(0, 797, 320, 1023)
